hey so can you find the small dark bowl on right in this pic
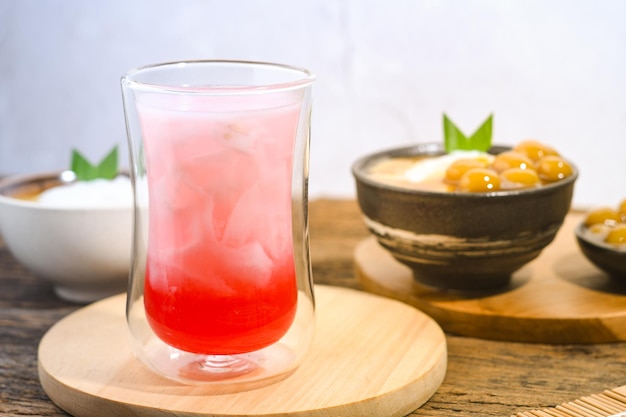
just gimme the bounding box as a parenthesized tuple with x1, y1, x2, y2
(575, 223, 626, 279)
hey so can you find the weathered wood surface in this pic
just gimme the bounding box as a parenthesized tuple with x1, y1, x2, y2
(1, 199, 626, 417)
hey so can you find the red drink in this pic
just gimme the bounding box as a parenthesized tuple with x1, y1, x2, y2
(139, 101, 300, 355)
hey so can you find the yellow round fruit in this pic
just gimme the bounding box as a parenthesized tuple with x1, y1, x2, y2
(536, 156, 573, 183)
(605, 224, 626, 246)
(500, 168, 540, 190)
(584, 208, 622, 228)
(492, 151, 535, 173)
(513, 140, 559, 162)
(445, 158, 488, 184)
(458, 168, 501, 193)
(618, 199, 626, 222)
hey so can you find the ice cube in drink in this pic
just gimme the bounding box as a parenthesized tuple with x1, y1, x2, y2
(138, 100, 300, 355)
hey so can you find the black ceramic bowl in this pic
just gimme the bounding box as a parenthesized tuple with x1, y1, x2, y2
(352, 143, 578, 290)
(575, 223, 626, 279)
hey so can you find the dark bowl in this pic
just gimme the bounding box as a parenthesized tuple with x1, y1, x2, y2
(352, 143, 578, 290)
(575, 223, 626, 279)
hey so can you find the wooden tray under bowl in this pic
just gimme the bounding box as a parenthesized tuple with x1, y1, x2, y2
(355, 212, 626, 344)
(38, 285, 447, 417)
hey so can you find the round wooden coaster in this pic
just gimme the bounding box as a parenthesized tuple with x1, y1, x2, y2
(38, 285, 447, 417)
(355, 212, 626, 344)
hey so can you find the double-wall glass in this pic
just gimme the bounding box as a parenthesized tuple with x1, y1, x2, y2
(121, 60, 315, 390)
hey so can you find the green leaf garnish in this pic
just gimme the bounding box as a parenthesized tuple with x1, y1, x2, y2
(443, 113, 493, 152)
(71, 146, 119, 181)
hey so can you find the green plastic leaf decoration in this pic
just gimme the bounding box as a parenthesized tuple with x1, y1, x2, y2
(71, 146, 119, 181)
(443, 113, 493, 152)
(71, 150, 98, 181)
(443, 114, 468, 152)
(97, 147, 119, 180)
(469, 114, 493, 152)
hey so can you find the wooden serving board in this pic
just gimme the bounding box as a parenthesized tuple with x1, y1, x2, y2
(355, 212, 626, 344)
(38, 285, 447, 417)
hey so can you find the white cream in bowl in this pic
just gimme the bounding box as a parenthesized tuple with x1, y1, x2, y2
(37, 176, 133, 208)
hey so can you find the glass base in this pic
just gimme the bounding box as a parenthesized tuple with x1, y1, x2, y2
(134, 335, 301, 392)
(180, 355, 259, 381)
(127, 292, 315, 391)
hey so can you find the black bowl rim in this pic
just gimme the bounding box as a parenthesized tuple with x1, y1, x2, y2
(351, 142, 579, 199)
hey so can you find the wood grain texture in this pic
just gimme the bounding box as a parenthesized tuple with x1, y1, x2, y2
(2, 199, 626, 417)
(355, 212, 626, 344)
(38, 286, 447, 417)
(512, 387, 626, 417)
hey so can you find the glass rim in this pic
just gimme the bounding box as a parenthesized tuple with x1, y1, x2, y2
(121, 59, 316, 95)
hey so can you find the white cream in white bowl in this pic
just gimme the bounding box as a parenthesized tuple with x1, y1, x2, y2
(0, 171, 133, 303)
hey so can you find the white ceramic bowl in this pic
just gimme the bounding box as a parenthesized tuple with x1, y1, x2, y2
(0, 171, 133, 303)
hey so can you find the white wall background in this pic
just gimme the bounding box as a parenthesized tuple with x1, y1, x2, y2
(1, 0, 625, 208)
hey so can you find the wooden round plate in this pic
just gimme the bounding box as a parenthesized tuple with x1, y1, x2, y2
(355, 212, 626, 344)
(38, 285, 447, 417)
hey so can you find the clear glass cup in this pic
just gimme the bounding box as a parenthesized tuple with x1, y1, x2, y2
(121, 60, 316, 390)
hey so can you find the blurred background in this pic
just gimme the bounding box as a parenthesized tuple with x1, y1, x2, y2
(1, 0, 624, 208)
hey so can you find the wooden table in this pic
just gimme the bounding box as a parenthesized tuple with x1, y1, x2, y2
(2, 199, 625, 417)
